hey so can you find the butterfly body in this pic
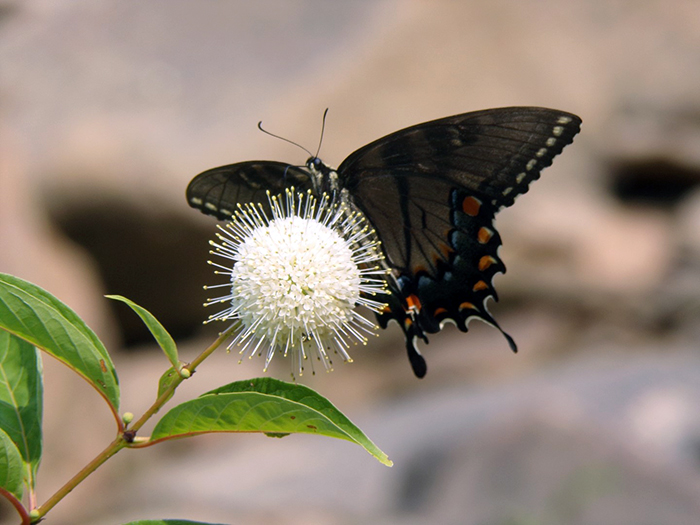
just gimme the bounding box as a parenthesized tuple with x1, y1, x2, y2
(187, 107, 581, 377)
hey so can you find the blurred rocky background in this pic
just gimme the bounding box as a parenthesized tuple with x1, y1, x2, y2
(1, 0, 700, 524)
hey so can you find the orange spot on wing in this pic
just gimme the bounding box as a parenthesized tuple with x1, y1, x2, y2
(477, 227, 493, 244)
(462, 196, 482, 216)
(473, 280, 489, 292)
(433, 307, 448, 316)
(406, 294, 422, 312)
(478, 255, 497, 271)
(459, 302, 477, 311)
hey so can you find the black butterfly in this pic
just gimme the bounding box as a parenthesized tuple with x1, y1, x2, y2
(187, 107, 581, 377)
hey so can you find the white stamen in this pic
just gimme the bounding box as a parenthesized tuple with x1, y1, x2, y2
(206, 188, 388, 377)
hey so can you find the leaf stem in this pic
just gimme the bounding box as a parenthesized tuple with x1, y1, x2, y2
(0, 487, 31, 525)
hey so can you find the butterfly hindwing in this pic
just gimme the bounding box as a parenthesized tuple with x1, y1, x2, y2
(187, 161, 313, 219)
(375, 188, 513, 377)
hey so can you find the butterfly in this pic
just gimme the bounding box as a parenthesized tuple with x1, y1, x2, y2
(187, 107, 581, 377)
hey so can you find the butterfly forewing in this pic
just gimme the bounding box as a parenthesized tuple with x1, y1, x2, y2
(341, 174, 463, 276)
(338, 107, 581, 274)
(187, 161, 313, 219)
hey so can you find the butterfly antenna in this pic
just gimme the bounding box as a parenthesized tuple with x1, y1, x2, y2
(314, 108, 329, 158)
(257, 120, 313, 158)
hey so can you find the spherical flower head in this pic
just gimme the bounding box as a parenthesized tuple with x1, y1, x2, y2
(206, 188, 387, 377)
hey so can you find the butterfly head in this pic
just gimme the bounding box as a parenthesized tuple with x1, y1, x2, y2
(306, 156, 326, 173)
(306, 156, 340, 195)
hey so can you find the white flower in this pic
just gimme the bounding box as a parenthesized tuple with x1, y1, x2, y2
(205, 188, 387, 376)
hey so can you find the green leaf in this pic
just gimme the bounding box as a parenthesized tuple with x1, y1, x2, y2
(106, 295, 179, 369)
(0, 332, 42, 491)
(0, 427, 24, 500)
(151, 377, 392, 466)
(156, 367, 180, 404)
(0, 273, 119, 416)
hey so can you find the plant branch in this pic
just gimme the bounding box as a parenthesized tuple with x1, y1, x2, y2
(33, 436, 126, 521)
(128, 326, 233, 434)
(33, 327, 233, 522)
